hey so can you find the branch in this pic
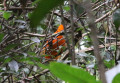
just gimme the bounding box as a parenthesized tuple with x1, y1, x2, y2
(70, 0, 76, 65)
(83, 1, 107, 83)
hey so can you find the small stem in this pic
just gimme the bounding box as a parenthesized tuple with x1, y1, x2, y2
(115, 28, 118, 65)
(60, 6, 72, 60)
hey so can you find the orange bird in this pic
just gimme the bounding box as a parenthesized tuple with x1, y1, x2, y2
(42, 24, 66, 59)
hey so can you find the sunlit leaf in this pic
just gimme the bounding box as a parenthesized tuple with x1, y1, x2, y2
(37, 63, 49, 69)
(3, 11, 11, 20)
(63, 6, 70, 11)
(49, 62, 100, 83)
(112, 73, 120, 83)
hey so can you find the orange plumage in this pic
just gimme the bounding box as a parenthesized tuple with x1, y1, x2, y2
(42, 24, 66, 59)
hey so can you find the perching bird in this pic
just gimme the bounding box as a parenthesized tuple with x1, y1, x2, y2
(41, 24, 66, 59)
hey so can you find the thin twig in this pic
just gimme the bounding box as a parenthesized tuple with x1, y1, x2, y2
(60, 6, 72, 60)
(79, 42, 120, 52)
(1, 75, 11, 83)
(28, 69, 49, 79)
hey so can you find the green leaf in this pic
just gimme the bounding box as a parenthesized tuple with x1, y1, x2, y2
(37, 62, 49, 69)
(4, 57, 12, 64)
(113, 9, 120, 28)
(0, 57, 4, 62)
(63, 6, 70, 11)
(32, 0, 41, 6)
(27, 12, 32, 18)
(26, 60, 35, 65)
(76, 27, 83, 31)
(27, 51, 36, 56)
(39, 23, 47, 30)
(92, 0, 97, 2)
(3, 11, 11, 20)
(31, 57, 40, 61)
(41, 54, 51, 57)
(0, 25, 2, 29)
(4, 44, 17, 52)
(104, 60, 114, 68)
(49, 62, 100, 83)
(30, 0, 64, 28)
(19, 57, 40, 65)
(112, 73, 120, 83)
(0, 33, 4, 42)
(20, 57, 35, 65)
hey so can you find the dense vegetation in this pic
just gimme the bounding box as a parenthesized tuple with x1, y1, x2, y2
(0, 0, 120, 83)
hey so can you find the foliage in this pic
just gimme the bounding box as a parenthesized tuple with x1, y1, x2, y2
(30, 0, 64, 27)
(112, 73, 120, 83)
(3, 11, 12, 20)
(49, 62, 101, 83)
(0, 0, 120, 82)
(0, 33, 4, 42)
(104, 60, 115, 68)
(113, 9, 120, 29)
